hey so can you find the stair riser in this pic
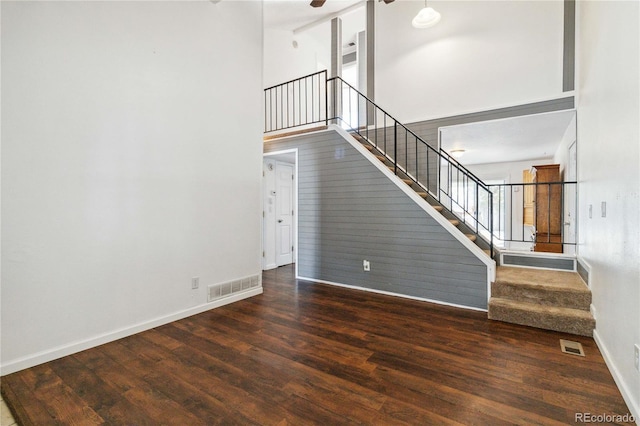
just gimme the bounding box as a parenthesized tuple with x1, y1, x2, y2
(492, 282, 591, 311)
(488, 305, 594, 337)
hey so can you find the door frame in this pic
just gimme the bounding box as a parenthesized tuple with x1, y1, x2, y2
(565, 140, 578, 255)
(262, 149, 298, 273)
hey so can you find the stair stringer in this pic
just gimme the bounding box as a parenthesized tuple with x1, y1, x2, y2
(332, 125, 496, 296)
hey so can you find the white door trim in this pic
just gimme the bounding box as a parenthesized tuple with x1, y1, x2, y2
(263, 149, 298, 274)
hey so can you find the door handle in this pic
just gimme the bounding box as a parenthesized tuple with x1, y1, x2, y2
(278, 219, 283, 223)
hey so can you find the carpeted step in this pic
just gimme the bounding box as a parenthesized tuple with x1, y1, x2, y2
(493, 266, 591, 310)
(465, 234, 477, 242)
(488, 297, 595, 337)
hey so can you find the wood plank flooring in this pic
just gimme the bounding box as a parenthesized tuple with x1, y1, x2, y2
(1, 265, 632, 425)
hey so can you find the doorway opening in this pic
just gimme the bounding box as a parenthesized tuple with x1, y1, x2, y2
(263, 150, 297, 271)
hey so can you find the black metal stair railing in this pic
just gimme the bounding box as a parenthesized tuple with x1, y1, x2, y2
(264, 72, 494, 256)
(488, 181, 578, 250)
(264, 70, 328, 133)
(327, 76, 494, 255)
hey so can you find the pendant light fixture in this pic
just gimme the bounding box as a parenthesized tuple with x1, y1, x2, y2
(412, 0, 441, 29)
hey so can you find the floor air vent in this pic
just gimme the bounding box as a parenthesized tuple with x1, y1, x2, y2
(560, 339, 585, 357)
(208, 274, 261, 302)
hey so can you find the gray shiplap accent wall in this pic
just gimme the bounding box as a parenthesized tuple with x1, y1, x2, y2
(577, 259, 590, 287)
(563, 0, 576, 92)
(502, 255, 575, 271)
(264, 129, 488, 309)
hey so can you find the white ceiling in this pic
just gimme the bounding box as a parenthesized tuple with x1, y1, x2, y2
(263, 1, 576, 168)
(264, 0, 366, 46)
(264, 0, 363, 31)
(440, 110, 576, 166)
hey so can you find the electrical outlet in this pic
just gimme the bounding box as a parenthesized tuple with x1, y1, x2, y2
(192, 277, 199, 290)
(363, 260, 370, 272)
(588, 204, 592, 218)
(634, 344, 639, 372)
(601, 201, 607, 218)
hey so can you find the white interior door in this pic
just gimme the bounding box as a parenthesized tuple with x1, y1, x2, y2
(275, 162, 294, 266)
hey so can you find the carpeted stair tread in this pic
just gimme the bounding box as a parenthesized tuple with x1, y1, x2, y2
(362, 143, 374, 151)
(493, 266, 591, 310)
(448, 219, 460, 226)
(431, 205, 444, 212)
(488, 297, 595, 336)
(495, 266, 589, 293)
(465, 234, 477, 242)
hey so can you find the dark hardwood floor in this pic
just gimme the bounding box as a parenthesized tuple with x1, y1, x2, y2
(1, 265, 632, 425)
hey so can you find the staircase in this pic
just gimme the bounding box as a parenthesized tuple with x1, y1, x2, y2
(265, 72, 588, 336)
(488, 266, 595, 336)
(352, 132, 491, 253)
(356, 128, 592, 336)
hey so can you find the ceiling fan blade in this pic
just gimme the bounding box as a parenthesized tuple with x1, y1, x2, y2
(310, 0, 326, 7)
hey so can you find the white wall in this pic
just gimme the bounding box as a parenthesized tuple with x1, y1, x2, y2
(264, 24, 330, 88)
(553, 114, 577, 177)
(375, 0, 564, 122)
(1, 1, 263, 373)
(576, 0, 640, 418)
(467, 159, 551, 185)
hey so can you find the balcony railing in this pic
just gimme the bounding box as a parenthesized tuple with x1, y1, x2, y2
(264, 71, 328, 133)
(326, 76, 494, 253)
(264, 72, 579, 256)
(488, 181, 577, 252)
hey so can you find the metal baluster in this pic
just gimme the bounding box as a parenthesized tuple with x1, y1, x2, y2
(324, 71, 328, 125)
(394, 121, 398, 175)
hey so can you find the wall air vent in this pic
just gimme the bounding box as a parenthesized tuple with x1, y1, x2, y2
(208, 274, 261, 302)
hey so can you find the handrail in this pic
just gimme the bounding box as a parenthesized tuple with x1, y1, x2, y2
(327, 76, 490, 190)
(326, 75, 494, 255)
(264, 70, 328, 133)
(263, 72, 582, 256)
(264, 70, 330, 91)
(488, 181, 577, 249)
(265, 71, 495, 256)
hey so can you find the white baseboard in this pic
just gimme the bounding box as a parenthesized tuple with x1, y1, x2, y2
(0, 287, 263, 376)
(297, 275, 487, 312)
(593, 329, 640, 423)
